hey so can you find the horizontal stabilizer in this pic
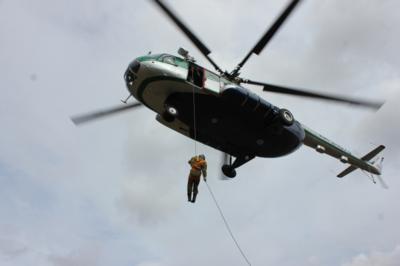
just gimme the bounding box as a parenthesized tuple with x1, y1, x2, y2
(337, 145, 385, 178)
(337, 165, 358, 178)
(361, 145, 385, 161)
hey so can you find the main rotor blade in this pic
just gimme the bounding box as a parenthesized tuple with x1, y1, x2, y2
(71, 102, 142, 125)
(152, 0, 223, 73)
(244, 79, 384, 109)
(231, 0, 301, 76)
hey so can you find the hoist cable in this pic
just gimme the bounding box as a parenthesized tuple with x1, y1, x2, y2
(191, 77, 198, 155)
(190, 82, 251, 266)
(205, 182, 252, 266)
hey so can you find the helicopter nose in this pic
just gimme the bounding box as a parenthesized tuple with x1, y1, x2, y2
(124, 60, 140, 87)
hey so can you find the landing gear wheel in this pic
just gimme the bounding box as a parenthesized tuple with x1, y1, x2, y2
(162, 105, 178, 122)
(166, 105, 178, 116)
(279, 108, 294, 126)
(222, 165, 236, 178)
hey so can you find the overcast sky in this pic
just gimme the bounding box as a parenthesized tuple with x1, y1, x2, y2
(1, 0, 400, 265)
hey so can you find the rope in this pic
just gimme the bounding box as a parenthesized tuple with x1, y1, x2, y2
(205, 182, 252, 266)
(191, 73, 198, 155)
(189, 79, 251, 266)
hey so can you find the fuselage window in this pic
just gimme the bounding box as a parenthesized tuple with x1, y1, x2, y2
(206, 71, 219, 82)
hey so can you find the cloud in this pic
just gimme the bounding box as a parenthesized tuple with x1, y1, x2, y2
(48, 247, 101, 266)
(0, 238, 28, 259)
(116, 174, 181, 225)
(342, 246, 400, 266)
(1, 0, 400, 266)
(307, 255, 321, 266)
(136, 261, 164, 266)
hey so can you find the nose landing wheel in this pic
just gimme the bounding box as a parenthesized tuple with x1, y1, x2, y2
(162, 105, 178, 122)
(222, 165, 237, 178)
(221, 155, 254, 178)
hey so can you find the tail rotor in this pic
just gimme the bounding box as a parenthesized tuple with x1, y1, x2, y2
(373, 157, 388, 189)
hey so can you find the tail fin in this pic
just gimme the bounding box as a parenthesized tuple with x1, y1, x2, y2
(374, 157, 389, 189)
(337, 145, 385, 178)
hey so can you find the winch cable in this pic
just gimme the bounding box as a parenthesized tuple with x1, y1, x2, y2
(190, 82, 252, 266)
(204, 182, 252, 266)
(191, 80, 198, 156)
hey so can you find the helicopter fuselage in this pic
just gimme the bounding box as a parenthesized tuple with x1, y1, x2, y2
(125, 53, 305, 159)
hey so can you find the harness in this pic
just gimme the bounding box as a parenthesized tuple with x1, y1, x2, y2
(191, 158, 205, 171)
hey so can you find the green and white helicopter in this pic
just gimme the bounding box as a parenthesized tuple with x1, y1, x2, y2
(72, 0, 386, 185)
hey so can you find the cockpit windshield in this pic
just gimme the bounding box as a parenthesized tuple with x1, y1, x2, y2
(137, 53, 189, 68)
(125, 60, 140, 86)
(136, 54, 163, 62)
(160, 55, 176, 65)
(160, 54, 189, 68)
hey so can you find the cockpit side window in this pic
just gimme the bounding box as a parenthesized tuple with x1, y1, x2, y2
(174, 57, 189, 68)
(161, 55, 176, 65)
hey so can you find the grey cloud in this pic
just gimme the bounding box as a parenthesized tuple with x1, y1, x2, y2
(341, 245, 400, 266)
(0, 238, 28, 259)
(137, 262, 164, 266)
(354, 78, 400, 159)
(1, 1, 400, 266)
(116, 174, 181, 225)
(48, 247, 101, 266)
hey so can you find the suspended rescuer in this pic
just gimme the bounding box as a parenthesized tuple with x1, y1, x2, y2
(187, 154, 207, 203)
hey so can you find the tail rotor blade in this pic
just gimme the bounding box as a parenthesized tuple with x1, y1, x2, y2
(71, 102, 142, 126)
(377, 176, 389, 189)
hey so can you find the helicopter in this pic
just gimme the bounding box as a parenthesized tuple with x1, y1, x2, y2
(72, 0, 386, 181)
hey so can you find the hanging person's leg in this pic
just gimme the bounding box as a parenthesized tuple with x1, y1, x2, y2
(191, 176, 201, 203)
(187, 174, 194, 202)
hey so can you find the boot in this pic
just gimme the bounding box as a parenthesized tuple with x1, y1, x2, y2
(191, 193, 197, 203)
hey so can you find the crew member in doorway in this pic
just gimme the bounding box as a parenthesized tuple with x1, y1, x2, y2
(187, 63, 205, 88)
(187, 154, 207, 203)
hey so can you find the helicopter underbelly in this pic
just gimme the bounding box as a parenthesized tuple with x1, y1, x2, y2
(158, 114, 304, 158)
(137, 77, 304, 158)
